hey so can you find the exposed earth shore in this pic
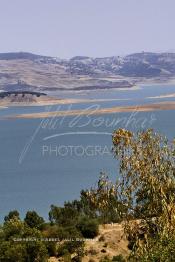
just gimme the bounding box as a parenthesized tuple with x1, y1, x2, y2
(5, 101, 175, 119)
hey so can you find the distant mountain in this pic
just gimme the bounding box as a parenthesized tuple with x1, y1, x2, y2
(0, 52, 175, 92)
(0, 52, 44, 60)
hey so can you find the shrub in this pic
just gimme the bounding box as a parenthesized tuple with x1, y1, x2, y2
(99, 256, 111, 262)
(0, 241, 26, 262)
(0, 217, 49, 261)
(76, 217, 99, 238)
(57, 240, 84, 260)
(99, 235, 105, 242)
(25, 241, 48, 262)
(112, 255, 125, 261)
(88, 247, 98, 255)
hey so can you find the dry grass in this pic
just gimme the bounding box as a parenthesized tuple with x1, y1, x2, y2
(82, 223, 129, 262)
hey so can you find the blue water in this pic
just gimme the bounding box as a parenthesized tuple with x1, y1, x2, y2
(1, 83, 175, 117)
(47, 83, 175, 100)
(0, 84, 175, 221)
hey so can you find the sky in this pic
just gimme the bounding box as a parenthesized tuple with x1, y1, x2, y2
(0, 0, 175, 58)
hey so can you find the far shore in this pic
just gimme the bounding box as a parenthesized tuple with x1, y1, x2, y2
(5, 101, 175, 119)
(0, 77, 175, 108)
(147, 93, 175, 99)
(137, 77, 175, 87)
(0, 97, 130, 108)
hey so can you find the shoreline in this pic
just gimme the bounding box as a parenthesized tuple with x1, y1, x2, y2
(5, 101, 175, 119)
(137, 77, 175, 87)
(0, 79, 175, 111)
(0, 97, 130, 108)
(0, 78, 175, 108)
(147, 93, 175, 99)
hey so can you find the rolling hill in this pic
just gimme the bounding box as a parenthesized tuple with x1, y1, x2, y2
(0, 52, 175, 92)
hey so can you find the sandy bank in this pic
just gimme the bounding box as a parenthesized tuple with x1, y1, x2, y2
(147, 93, 175, 99)
(6, 101, 175, 119)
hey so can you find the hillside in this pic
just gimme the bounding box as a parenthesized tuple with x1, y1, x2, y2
(82, 223, 129, 262)
(48, 223, 129, 262)
(0, 52, 175, 92)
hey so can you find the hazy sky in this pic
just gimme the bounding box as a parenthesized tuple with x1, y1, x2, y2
(0, 0, 175, 58)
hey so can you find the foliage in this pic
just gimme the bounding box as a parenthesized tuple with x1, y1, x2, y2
(0, 241, 27, 262)
(57, 240, 85, 260)
(49, 204, 80, 226)
(99, 256, 112, 262)
(80, 173, 125, 223)
(135, 235, 175, 261)
(112, 254, 126, 261)
(0, 217, 48, 261)
(24, 211, 45, 229)
(3, 217, 25, 240)
(4, 210, 20, 222)
(76, 217, 99, 238)
(112, 128, 175, 260)
(24, 241, 48, 262)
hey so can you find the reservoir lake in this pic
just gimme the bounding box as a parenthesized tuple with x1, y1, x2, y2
(0, 84, 175, 221)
